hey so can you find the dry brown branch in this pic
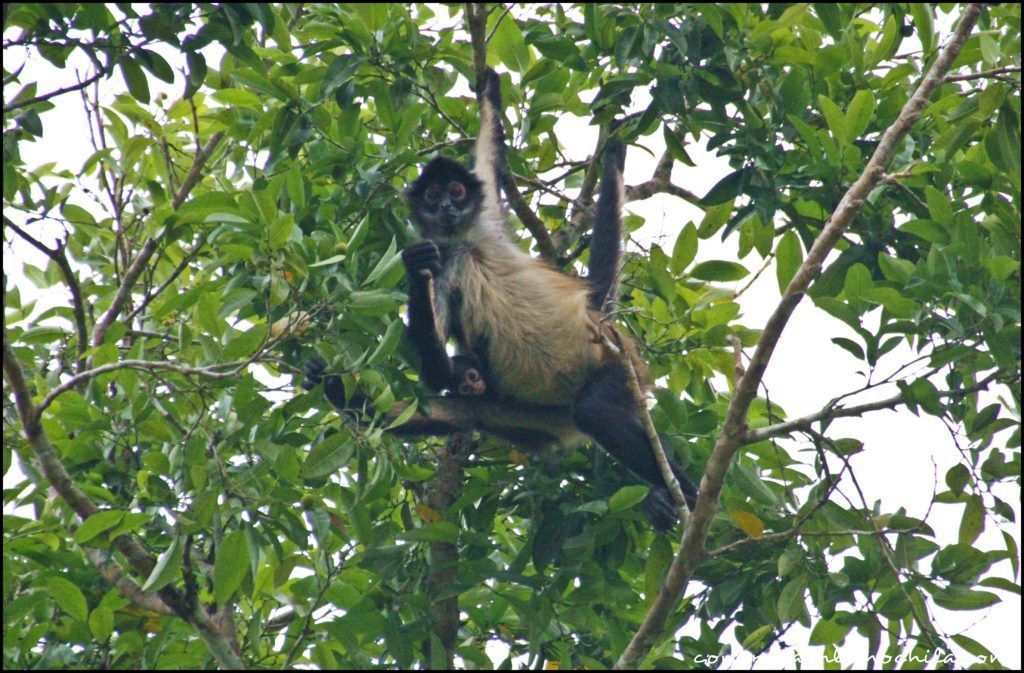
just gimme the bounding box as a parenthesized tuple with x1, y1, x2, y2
(613, 5, 982, 668)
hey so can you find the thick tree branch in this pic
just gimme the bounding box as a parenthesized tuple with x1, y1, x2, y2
(424, 435, 469, 667)
(84, 548, 177, 617)
(623, 149, 700, 204)
(613, 5, 982, 668)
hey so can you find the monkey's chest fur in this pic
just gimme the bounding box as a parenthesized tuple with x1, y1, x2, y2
(435, 243, 603, 407)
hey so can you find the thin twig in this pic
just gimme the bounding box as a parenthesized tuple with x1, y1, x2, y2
(944, 65, 1021, 83)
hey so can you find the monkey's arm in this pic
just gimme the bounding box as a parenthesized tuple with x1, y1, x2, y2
(402, 241, 456, 392)
(587, 141, 626, 312)
(474, 67, 507, 212)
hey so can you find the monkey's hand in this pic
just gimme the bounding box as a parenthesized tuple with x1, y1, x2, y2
(477, 67, 502, 109)
(401, 240, 442, 281)
(302, 356, 347, 409)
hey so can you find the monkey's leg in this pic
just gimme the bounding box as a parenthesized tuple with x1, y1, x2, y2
(572, 363, 698, 530)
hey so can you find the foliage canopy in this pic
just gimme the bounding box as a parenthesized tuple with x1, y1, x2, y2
(3, 3, 1020, 669)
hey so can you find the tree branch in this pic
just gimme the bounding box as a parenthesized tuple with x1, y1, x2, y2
(623, 148, 700, 204)
(746, 370, 1009, 443)
(84, 548, 177, 617)
(424, 435, 470, 667)
(613, 5, 983, 668)
(2, 341, 246, 669)
(944, 65, 1021, 83)
(34, 357, 261, 420)
(4, 217, 89, 372)
(3, 67, 109, 112)
(91, 131, 224, 349)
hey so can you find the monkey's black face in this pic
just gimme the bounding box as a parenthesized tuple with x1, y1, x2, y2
(407, 157, 483, 240)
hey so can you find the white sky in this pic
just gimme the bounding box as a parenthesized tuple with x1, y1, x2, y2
(3, 5, 1020, 670)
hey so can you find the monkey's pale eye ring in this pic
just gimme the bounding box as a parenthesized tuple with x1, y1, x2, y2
(448, 181, 466, 201)
(424, 184, 443, 204)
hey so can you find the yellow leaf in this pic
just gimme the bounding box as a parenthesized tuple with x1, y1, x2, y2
(268, 310, 312, 339)
(414, 504, 443, 524)
(730, 510, 765, 538)
(508, 450, 530, 466)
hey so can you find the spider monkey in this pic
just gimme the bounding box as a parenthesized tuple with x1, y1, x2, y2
(306, 68, 697, 530)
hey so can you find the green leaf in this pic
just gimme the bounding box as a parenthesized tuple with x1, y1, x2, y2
(136, 48, 175, 83)
(89, 606, 115, 640)
(809, 618, 850, 646)
(817, 95, 847, 146)
(932, 586, 1000, 611)
(925, 186, 953, 224)
(845, 90, 876, 142)
(365, 318, 404, 367)
(690, 260, 748, 282)
(489, 13, 531, 73)
(214, 529, 250, 606)
(185, 52, 207, 98)
(945, 464, 970, 494)
(73, 510, 124, 544)
(986, 255, 1019, 281)
(909, 3, 934, 53)
(700, 168, 749, 206)
(670, 223, 698, 274)
(775, 230, 802, 292)
(120, 59, 150, 104)
(815, 4, 843, 39)
(61, 202, 97, 226)
(831, 337, 865, 360)
(663, 125, 694, 166)
(212, 88, 264, 109)
(318, 54, 364, 102)
(643, 535, 672, 601)
(741, 625, 773, 651)
(404, 522, 459, 543)
(310, 253, 347, 268)
(47, 577, 89, 621)
(899, 219, 948, 244)
(609, 485, 649, 512)
(777, 576, 808, 623)
(951, 634, 998, 662)
(958, 495, 985, 545)
(141, 537, 182, 593)
(302, 431, 353, 480)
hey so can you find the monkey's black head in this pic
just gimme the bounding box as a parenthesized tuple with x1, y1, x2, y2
(406, 157, 483, 240)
